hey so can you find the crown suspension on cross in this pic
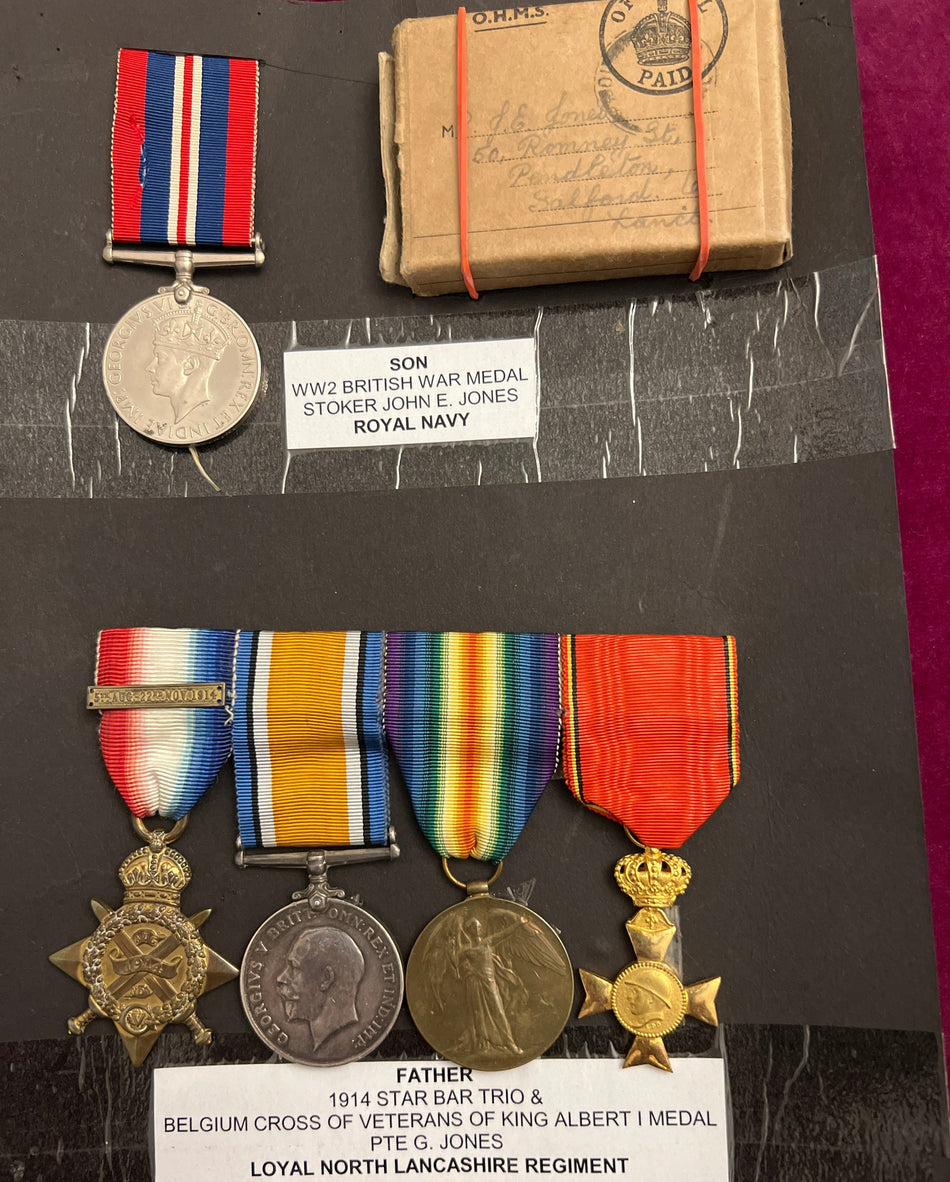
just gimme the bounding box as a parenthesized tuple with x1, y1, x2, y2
(579, 843, 720, 1071)
(615, 846, 692, 909)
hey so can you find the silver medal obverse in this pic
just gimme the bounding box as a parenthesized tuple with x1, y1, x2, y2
(102, 290, 262, 447)
(241, 896, 404, 1067)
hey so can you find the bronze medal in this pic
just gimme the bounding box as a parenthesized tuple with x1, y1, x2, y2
(50, 817, 237, 1066)
(406, 864, 574, 1072)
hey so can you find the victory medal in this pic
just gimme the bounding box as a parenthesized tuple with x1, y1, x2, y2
(386, 632, 574, 1071)
(562, 633, 740, 1071)
(50, 629, 239, 1065)
(102, 51, 264, 465)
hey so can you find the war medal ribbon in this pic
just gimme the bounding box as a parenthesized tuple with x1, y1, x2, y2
(50, 628, 239, 1066)
(386, 631, 573, 1071)
(232, 631, 403, 1067)
(562, 633, 739, 1071)
(102, 50, 265, 469)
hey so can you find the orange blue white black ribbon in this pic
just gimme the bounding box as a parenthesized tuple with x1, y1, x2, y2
(232, 631, 389, 849)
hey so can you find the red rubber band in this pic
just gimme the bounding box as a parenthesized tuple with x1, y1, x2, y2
(687, 0, 710, 282)
(456, 8, 479, 299)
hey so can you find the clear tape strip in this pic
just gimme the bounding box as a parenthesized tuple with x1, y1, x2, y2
(0, 258, 890, 499)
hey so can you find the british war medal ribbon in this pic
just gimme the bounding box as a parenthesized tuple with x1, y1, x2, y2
(231, 631, 402, 1066)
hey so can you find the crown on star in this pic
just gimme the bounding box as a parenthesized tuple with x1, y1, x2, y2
(118, 843, 191, 906)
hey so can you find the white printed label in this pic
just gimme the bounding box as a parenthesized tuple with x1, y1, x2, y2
(153, 1058, 729, 1180)
(283, 339, 538, 451)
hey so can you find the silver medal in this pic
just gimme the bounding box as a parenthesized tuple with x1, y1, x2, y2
(237, 842, 404, 1067)
(101, 236, 264, 447)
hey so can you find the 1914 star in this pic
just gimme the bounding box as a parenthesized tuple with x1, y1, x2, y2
(50, 824, 236, 1065)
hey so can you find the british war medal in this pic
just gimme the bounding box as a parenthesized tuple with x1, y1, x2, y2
(50, 628, 239, 1066)
(102, 51, 264, 460)
(562, 634, 739, 1071)
(232, 631, 403, 1066)
(386, 632, 573, 1071)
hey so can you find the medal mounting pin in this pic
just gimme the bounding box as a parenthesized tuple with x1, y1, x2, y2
(236, 828, 400, 912)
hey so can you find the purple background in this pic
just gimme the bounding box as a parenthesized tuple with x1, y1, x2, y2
(852, 0, 950, 1051)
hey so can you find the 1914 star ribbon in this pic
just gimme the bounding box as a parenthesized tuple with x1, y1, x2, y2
(50, 628, 238, 1066)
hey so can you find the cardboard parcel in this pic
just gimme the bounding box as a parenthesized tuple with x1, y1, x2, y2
(379, 0, 792, 295)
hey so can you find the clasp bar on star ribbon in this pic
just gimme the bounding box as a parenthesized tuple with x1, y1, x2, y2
(87, 682, 227, 710)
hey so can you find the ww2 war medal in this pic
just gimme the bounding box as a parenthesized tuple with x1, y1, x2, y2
(232, 631, 404, 1066)
(50, 628, 239, 1065)
(102, 50, 264, 465)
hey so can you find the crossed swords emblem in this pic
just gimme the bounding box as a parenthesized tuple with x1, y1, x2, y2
(50, 830, 238, 1066)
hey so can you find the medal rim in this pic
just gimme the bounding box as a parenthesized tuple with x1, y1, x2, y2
(610, 959, 689, 1038)
(101, 291, 263, 447)
(405, 894, 575, 1073)
(240, 897, 405, 1068)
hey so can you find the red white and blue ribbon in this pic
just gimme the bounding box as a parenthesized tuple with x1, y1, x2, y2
(95, 628, 236, 820)
(111, 49, 258, 248)
(232, 631, 389, 850)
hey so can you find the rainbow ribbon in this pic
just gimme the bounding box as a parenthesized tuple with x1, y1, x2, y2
(95, 628, 236, 820)
(232, 631, 389, 849)
(385, 632, 560, 862)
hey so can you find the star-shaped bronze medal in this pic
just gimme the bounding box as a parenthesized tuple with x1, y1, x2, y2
(50, 826, 236, 1065)
(578, 847, 719, 1072)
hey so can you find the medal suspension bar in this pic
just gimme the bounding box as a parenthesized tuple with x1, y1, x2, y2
(103, 231, 265, 304)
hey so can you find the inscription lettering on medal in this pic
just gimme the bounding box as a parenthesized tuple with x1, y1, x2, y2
(87, 683, 226, 710)
(241, 899, 404, 1068)
(284, 338, 537, 452)
(101, 292, 262, 447)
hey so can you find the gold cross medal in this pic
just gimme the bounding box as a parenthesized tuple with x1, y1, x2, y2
(578, 847, 719, 1072)
(49, 628, 240, 1065)
(560, 633, 740, 1072)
